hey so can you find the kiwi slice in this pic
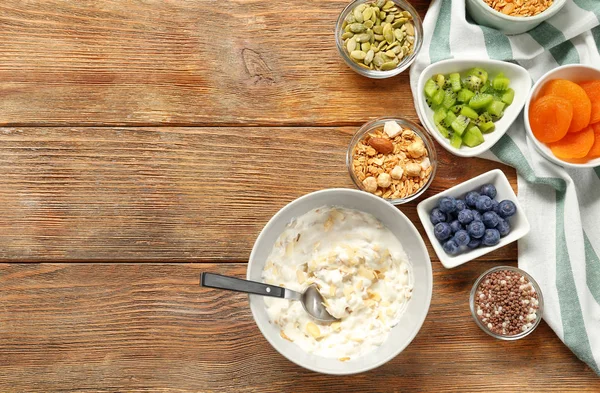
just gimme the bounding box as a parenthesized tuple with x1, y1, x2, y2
(435, 74, 445, 88)
(463, 126, 485, 147)
(469, 93, 494, 110)
(479, 121, 495, 134)
(449, 104, 463, 114)
(433, 107, 447, 124)
(466, 67, 488, 84)
(451, 114, 470, 136)
(443, 111, 457, 128)
(460, 106, 479, 119)
(442, 89, 457, 109)
(487, 100, 506, 117)
(492, 76, 510, 91)
(479, 80, 493, 93)
(457, 88, 475, 103)
(449, 73, 462, 92)
(436, 122, 450, 138)
(501, 88, 515, 105)
(432, 89, 445, 107)
(478, 112, 493, 123)
(450, 132, 463, 149)
(463, 75, 482, 92)
(424, 79, 438, 98)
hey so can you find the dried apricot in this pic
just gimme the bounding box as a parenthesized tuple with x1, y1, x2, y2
(549, 126, 595, 160)
(541, 79, 591, 133)
(529, 95, 573, 143)
(587, 122, 600, 159)
(579, 80, 600, 125)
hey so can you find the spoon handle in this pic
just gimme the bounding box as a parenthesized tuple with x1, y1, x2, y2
(201, 273, 286, 298)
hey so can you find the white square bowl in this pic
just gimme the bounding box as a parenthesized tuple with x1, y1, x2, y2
(416, 169, 530, 269)
(416, 59, 532, 157)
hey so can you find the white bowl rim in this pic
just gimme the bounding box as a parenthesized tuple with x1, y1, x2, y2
(470, 0, 567, 22)
(247, 188, 433, 375)
(416, 58, 532, 158)
(524, 63, 600, 169)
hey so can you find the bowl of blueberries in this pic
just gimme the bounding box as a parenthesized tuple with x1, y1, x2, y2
(416, 169, 530, 269)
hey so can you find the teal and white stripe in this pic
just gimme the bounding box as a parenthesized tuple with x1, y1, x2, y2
(410, 0, 600, 375)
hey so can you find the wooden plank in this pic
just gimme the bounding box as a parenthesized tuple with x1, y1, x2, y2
(0, 126, 516, 262)
(0, 263, 598, 392)
(0, 0, 430, 126)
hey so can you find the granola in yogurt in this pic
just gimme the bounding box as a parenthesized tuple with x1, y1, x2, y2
(262, 206, 413, 361)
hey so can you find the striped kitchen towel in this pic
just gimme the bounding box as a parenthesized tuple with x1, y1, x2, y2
(409, 0, 600, 375)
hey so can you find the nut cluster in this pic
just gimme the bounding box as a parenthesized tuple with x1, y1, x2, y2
(352, 121, 432, 200)
(484, 0, 553, 17)
(474, 269, 540, 336)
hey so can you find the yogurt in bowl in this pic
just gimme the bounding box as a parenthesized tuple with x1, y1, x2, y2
(248, 189, 432, 375)
(262, 206, 413, 361)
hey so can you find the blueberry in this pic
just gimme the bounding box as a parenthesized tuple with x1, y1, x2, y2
(434, 222, 452, 241)
(472, 210, 482, 222)
(430, 208, 447, 225)
(498, 200, 517, 218)
(482, 211, 500, 228)
(467, 238, 482, 249)
(457, 209, 474, 225)
(480, 183, 497, 199)
(482, 229, 501, 246)
(475, 195, 494, 212)
(497, 218, 511, 237)
(455, 199, 467, 212)
(443, 239, 460, 255)
(491, 199, 500, 214)
(449, 220, 463, 234)
(465, 191, 480, 207)
(467, 220, 486, 239)
(438, 197, 457, 214)
(454, 230, 470, 247)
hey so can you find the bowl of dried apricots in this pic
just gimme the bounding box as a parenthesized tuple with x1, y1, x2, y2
(525, 64, 600, 168)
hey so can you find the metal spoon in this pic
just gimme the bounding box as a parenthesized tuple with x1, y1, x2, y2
(201, 273, 339, 322)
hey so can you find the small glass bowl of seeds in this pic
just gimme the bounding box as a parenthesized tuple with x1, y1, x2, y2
(470, 266, 544, 340)
(347, 117, 437, 204)
(335, 0, 423, 78)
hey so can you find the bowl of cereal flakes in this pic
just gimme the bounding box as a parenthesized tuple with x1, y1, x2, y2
(347, 117, 437, 204)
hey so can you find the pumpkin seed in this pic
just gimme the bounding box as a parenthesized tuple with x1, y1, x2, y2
(405, 22, 415, 36)
(363, 20, 374, 29)
(345, 13, 356, 23)
(350, 50, 367, 60)
(355, 33, 371, 43)
(341, 31, 354, 39)
(357, 62, 371, 69)
(346, 37, 357, 52)
(382, 24, 394, 44)
(376, 0, 386, 8)
(374, 34, 384, 41)
(385, 14, 395, 23)
(372, 45, 380, 53)
(386, 41, 399, 49)
(384, 50, 397, 58)
(361, 42, 371, 51)
(357, 3, 367, 12)
(393, 29, 404, 40)
(381, 60, 397, 70)
(391, 20, 405, 28)
(382, 1, 394, 10)
(364, 49, 375, 65)
(354, 8, 364, 23)
(373, 25, 383, 34)
(349, 23, 366, 33)
(363, 7, 373, 21)
(370, 9, 378, 23)
(373, 52, 385, 67)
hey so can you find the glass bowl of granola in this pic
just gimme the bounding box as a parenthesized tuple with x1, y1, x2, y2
(347, 117, 437, 205)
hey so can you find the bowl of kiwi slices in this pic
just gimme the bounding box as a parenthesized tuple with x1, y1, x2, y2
(416, 59, 532, 157)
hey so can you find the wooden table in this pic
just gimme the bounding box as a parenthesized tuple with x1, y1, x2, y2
(0, 1, 598, 391)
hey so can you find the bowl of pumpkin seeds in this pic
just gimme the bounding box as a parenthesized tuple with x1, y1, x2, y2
(335, 0, 423, 78)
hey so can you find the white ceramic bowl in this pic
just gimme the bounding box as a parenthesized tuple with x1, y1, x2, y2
(416, 169, 530, 269)
(524, 64, 600, 169)
(465, 0, 567, 35)
(248, 189, 432, 375)
(416, 59, 531, 158)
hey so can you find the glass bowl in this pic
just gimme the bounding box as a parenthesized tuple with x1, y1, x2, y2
(335, 0, 424, 79)
(470, 266, 544, 341)
(346, 117, 437, 205)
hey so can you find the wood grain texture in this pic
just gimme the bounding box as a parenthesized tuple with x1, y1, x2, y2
(0, 126, 516, 262)
(0, 0, 431, 126)
(0, 263, 598, 393)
